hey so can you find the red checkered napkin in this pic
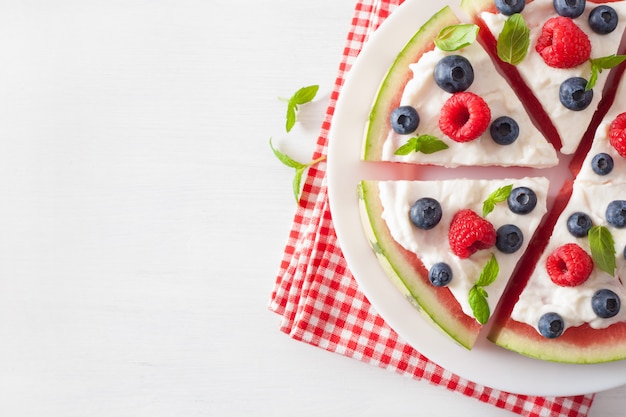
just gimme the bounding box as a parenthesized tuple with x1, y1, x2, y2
(269, 1, 595, 416)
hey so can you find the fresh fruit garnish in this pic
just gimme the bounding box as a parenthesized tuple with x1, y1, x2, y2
(546, 243, 594, 287)
(591, 152, 614, 176)
(536, 17, 591, 69)
(588, 5, 618, 34)
(428, 262, 453, 286)
(496, 224, 524, 254)
(507, 186, 537, 214)
(566, 211, 593, 237)
(609, 112, 626, 157)
(495, 0, 525, 15)
(409, 197, 443, 230)
(559, 77, 593, 111)
(553, 0, 586, 18)
(538, 312, 565, 339)
(390, 105, 420, 134)
(439, 92, 491, 142)
(434, 55, 475, 93)
(448, 209, 496, 258)
(592, 289, 621, 318)
(606, 200, 626, 228)
(490, 116, 520, 145)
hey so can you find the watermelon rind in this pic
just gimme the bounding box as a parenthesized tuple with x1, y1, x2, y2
(358, 180, 481, 350)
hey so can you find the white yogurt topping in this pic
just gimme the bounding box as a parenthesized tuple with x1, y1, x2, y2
(378, 177, 549, 321)
(380, 42, 558, 167)
(480, 0, 626, 154)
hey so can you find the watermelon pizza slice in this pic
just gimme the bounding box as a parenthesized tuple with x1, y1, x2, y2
(462, 0, 626, 154)
(362, 6, 558, 168)
(358, 177, 549, 349)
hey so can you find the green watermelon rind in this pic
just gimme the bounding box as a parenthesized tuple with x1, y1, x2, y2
(358, 180, 481, 350)
(362, 6, 460, 161)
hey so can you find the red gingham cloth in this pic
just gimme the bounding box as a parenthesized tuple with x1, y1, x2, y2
(268, 1, 595, 416)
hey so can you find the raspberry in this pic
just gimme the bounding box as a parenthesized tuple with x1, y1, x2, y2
(535, 17, 591, 69)
(609, 112, 626, 158)
(448, 209, 496, 259)
(546, 243, 593, 287)
(439, 92, 491, 142)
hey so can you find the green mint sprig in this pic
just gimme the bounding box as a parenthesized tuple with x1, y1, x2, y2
(394, 135, 449, 155)
(435, 24, 479, 52)
(497, 14, 530, 66)
(586, 55, 626, 90)
(269, 138, 325, 203)
(280, 85, 319, 133)
(482, 184, 513, 217)
(469, 254, 499, 325)
(588, 225, 616, 276)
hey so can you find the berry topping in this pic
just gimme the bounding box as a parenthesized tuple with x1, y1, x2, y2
(606, 200, 626, 228)
(448, 209, 496, 259)
(567, 211, 593, 237)
(609, 112, 626, 158)
(390, 105, 420, 134)
(434, 55, 475, 93)
(409, 197, 442, 230)
(507, 186, 537, 214)
(553, 0, 586, 18)
(546, 243, 594, 287)
(591, 152, 614, 175)
(538, 312, 565, 339)
(490, 116, 520, 145)
(429, 262, 453, 287)
(496, 224, 524, 254)
(536, 17, 591, 68)
(589, 5, 618, 34)
(592, 289, 621, 318)
(495, 0, 525, 15)
(559, 77, 593, 111)
(439, 92, 491, 143)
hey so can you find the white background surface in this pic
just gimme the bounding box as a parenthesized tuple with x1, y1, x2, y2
(0, 1, 623, 416)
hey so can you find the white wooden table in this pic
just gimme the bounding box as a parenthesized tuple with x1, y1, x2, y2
(0, 1, 623, 416)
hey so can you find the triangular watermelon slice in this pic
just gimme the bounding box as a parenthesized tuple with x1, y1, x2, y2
(359, 177, 549, 349)
(362, 6, 558, 168)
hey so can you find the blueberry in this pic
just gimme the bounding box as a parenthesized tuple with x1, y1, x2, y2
(553, 0, 586, 18)
(390, 106, 420, 134)
(566, 212, 593, 237)
(589, 5, 618, 34)
(591, 152, 614, 175)
(507, 186, 537, 214)
(429, 262, 453, 287)
(495, 0, 525, 15)
(434, 55, 474, 93)
(409, 197, 442, 230)
(592, 289, 621, 318)
(496, 224, 524, 253)
(606, 200, 626, 228)
(623, 244, 626, 259)
(538, 312, 565, 339)
(490, 116, 520, 145)
(559, 77, 593, 111)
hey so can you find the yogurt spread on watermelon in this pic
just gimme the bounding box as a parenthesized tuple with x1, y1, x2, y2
(379, 41, 558, 167)
(378, 177, 549, 320)
(479, 0, 626, 154)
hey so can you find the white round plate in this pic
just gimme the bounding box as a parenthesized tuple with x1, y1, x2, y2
(327, 0, 626, 396)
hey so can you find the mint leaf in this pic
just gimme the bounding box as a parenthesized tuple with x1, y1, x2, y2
(270, 138, 325, 203)
(586, 55, 626, 90)
(283, 85, 319, 132)
(469, 285, 490, 325)
(475, 254, 500, 287)
(589, 225, 616, 276)
(482, 184, 513, 217)
(435, 24, 479, 52)
(394, 135, 449, 155)
(497, 14, 530, 65)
